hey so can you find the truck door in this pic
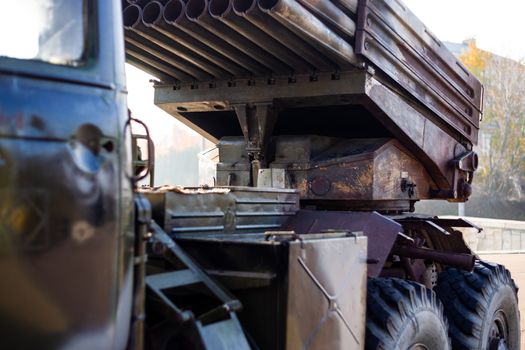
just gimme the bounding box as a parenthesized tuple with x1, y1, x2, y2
(0, 1, 134, 349)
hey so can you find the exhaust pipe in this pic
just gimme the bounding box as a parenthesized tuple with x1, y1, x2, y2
(257, 0, 359, 68)
(163, 0, 269, 76)
(186, 0, 292, 74)
(232, 0, 336, 71)
(209, 0, 313, 73)
(142, 2, 228, 79)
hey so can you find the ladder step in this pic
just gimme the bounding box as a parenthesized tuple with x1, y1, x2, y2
(147, 221, 251, 348)
(146, 269, 200, 291)
(198, 316, 251, 350)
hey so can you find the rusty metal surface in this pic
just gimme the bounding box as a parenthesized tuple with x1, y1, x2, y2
(123, 0, 360, 82)
(155, 69, 475, 202)
(391, 244, 475, 271)
(364, 77, 474, 189)
(426, 217, 482, 232)
(141, 186, 300, 235)
(395, 217, 473, 254)
(214, 135, 437, 209)
(124, 0, 482, 143)
(268, 136, 435, 207)
(142, 1, 246, 77)
(122, 0, 483, 149)
(355, 0, 482, 144)
(187, 0, 295, 74)
(163, 0, 270, 76)
(154, 70, 368, 110)
(233, 0, 336, 71)
(258, 0, 358, 68)
(125, 0, 482, 203)
(209, 0, 314, 73)
(296, 0, 356, 39)
(286, 236, 367, 349)
(284, 210, 402, 277)
(142, 1, 231, 80)
(125, 4, 218, 81)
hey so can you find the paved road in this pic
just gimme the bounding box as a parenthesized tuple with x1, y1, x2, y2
(479, 253, 525, 348)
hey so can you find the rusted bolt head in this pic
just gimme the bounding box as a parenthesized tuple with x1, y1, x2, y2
(310, 177, 331, 196)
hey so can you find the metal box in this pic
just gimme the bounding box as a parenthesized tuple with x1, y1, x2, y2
(141, 186, 300, 235)
(175, 233, 368, 350)
(286, 236, 367, 349)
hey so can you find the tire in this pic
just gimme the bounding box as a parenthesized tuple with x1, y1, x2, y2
(365, 278, 451, 350)
(435, 260, 520, 349)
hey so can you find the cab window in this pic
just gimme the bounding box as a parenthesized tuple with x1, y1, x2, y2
(0, 0, 85, 66)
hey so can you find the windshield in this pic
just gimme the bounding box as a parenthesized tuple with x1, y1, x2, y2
(0, 0, 85, 66)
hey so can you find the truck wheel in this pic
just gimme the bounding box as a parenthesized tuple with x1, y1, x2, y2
(365, 278, 450, 350)
(435, 260, 520, 349)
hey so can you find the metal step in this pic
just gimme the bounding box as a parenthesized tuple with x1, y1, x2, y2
(146, 221, 250, 349)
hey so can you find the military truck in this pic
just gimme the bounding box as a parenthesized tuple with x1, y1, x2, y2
(0, 0, 520, 349)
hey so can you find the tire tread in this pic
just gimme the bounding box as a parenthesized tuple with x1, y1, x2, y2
(435, 260, 519, 350)
(365, 278, 450, 350)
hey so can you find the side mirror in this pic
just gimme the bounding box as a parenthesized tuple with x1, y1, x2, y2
(128, 117, 155, 186)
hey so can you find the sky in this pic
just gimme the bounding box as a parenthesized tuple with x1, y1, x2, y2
(402, 0, 525, 61)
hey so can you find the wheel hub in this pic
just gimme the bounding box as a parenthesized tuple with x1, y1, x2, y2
(489, 338, 508, 350)
(488, 312, 509, 350)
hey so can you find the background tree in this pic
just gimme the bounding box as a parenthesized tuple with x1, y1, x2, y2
(460, 43, 525, 200)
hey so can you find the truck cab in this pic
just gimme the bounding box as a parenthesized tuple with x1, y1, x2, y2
(0, 1, 134, 349)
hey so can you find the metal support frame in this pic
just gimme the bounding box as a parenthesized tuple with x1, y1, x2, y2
(388, 216, 476, 282)
(395, 217, 474, 254)
(146, 221, 250, 349)
(129, 194, 152, 350)
(233, 102, 278, 186)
